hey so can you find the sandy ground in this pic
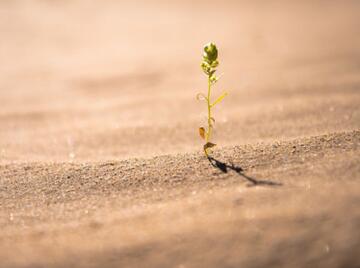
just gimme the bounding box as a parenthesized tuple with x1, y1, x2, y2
(1, 0, 360, 267)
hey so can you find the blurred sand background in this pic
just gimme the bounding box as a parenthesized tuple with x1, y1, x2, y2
(0, 0, 360, 267)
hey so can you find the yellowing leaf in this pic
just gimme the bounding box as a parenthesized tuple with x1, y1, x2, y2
(211, 92, 228, 107)
(203, 142, 216, 151)
(203, 142, 216, 157)
(199, 127, 206, 139)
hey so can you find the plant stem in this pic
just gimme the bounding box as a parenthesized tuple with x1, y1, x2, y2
(207, 75, 212, 142)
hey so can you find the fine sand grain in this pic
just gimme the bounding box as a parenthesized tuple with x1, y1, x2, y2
(1, 1, 360, 267)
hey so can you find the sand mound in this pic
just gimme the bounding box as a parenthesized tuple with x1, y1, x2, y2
(1, 130, 359, 267)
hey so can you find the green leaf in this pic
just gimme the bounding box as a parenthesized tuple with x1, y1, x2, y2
(209, 70, 216, 76)
(211, 92, 228, 107)
(210, 60, 219, 68)
(201, 62, 211, 75)
(210, 75, 219, 84)
(203, 42, 218, 63)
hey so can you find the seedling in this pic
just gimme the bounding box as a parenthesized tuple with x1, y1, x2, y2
(197, 42, 228, 156)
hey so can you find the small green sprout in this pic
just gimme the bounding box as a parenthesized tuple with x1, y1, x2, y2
(197, 42, 228, 156)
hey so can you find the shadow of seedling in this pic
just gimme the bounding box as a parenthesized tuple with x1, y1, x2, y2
(207, 157, 282, 187)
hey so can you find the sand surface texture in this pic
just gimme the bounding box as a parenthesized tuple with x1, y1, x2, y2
(1, 1, 360, 267)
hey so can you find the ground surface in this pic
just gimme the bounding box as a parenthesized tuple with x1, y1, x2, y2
(1, 1, 360, 267)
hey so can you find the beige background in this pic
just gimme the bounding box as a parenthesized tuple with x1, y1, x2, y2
(0, 1, 360, 267)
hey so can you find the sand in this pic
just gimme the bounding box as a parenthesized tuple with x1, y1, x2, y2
(1, 1, 360, 267)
